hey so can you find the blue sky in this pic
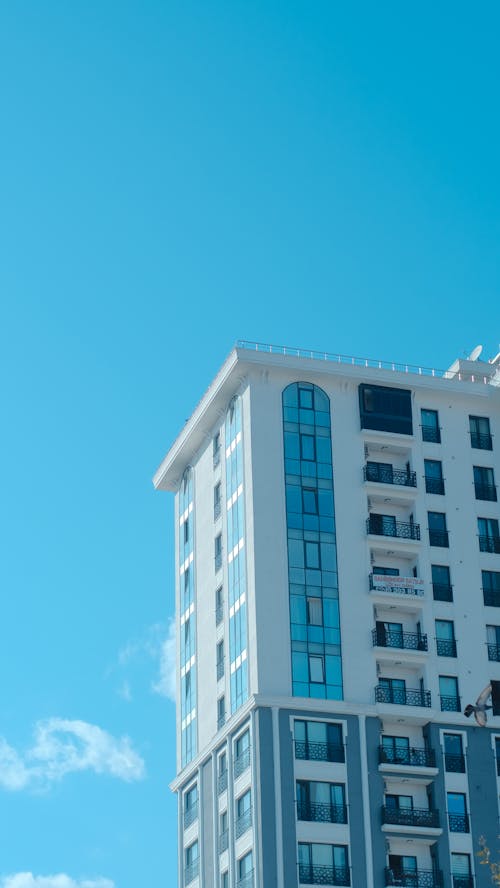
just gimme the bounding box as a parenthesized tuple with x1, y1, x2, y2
(1, 2, 499, 886)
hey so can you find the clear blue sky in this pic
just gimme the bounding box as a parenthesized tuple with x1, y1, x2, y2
(1, 3, 499, 887)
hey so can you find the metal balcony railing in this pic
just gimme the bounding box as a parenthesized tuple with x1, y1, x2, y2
(183, 802, 198, 828)
(370, 574, 424, 597)
(475, 483, 497, 501)
(364, 464, 417, 487)
(425, 477, 445, 495)
(452, 876, 474, 888)
(471, 431, 492, 450)
(488, 643, 500, 661)
(375, 686, 432, 707)
(218, 829, 228, 853)
(385, 868, 443, 887)
(214, 499, 222, 520)
(215, 551, 223, 571)
(215, 603, 224, 625)
(299, 863, 351, 886)
(294, 739, 345, 763)
(382, 805, 440, 828)
(297, 801, 348, 824)
(184, 860, 199, 884)
(218, 769, 228, 794)
(367, 517, 420, 540)
(448, 812, 469, 833)
(372, 629, 428, 651)
(234, 746, 251, 778)
(436, 638, 457, 657)
(479, 535, 500, 554)
(422, 425, 441, 443)
(235, 807, 252, 838)
(379, 746, 436, 768)
(236, 871, 254, 888)
(484, 587, 500, 606)
(444, 752, 465, 773)
(429, 529, 449, 547)
(432, 583, 453, 602)
(440, 695, 461, 712)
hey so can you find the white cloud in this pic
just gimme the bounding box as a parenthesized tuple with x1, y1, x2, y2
(0, 876, 114, 888)
(0, 719, 145, 792)
(152, 618, 176, 703)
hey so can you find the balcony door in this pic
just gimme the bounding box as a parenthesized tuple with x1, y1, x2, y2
(388, 854, 417, 886)
(381, 735, 410, 764)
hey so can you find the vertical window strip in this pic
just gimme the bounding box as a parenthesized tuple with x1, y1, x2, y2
(179, 469, 197, 767)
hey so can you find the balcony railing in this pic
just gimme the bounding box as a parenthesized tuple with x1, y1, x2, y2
(215, 603, 224, 625)
(214, 499, 222, 520)
(479, 535, 500, 554)
(452, 877, 474, 888)
(382, 805, 440, 828)
(385, 868, 443, 887)
(440, 695, 461, 712)
(216, 659, 224, 680)
(375, 686, 432, 707)
(215, 551, 223, 571)
(234, 746, 251, 778)
(235, 807, 252, 838)
(422, 425, 441, 443)
(218, 829, 228, 853)
(444, 752, 465, 773)
(236, 871, 254, 888)
(429, 530, 449, 547)
(370, 574, 424, 597)
(297, 801, 348, 824)
(471, 431, 492, 450)
(448, 812, 469, 833)
(364, 464, 417, 487)
(488, 643, 500, 661)
(218, 769, 228, 794)
(436, 638, 457, 657)
(183, 802, 198, 828)
(425, 477, 445, 495)
(484, 587, 500, 606)
(433, 583, 453, 602)
(379, 746, 436, 768)
(372, 629, 428, 651)
(299, 863, 351, 886)
(367, 517, 421, 540)
(294, 739, 345, 763)
(475, 483, 497, 501)
(184, 860, 200, 884)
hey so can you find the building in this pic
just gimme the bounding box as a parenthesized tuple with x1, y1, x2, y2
(153, 339, 500, 888)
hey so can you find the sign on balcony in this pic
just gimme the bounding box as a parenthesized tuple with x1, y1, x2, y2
(372, 575, 424, 596)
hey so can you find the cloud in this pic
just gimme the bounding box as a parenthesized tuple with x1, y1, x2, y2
(0, 876, 114, 888)
(152, 618, 176, 703)
(0, 719, 145, 792)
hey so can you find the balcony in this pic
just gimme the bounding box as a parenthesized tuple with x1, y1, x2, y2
(294, 739, 345, 763)
(375, 686, 432, 708)
(297, 801, 348, 824)
(425, 477, 445, 495)
(184, 860, 199, 885)
(379, 746, 436, 768)
(488, 643, 500, 661)
(367, 517, 420, 540)
(236, 872, 254, 888)
(370, 574, 424, 600)
(234, 747, 251, 778)
(448, 812, 469, 833)
(183, 802, 198, 828)
(429, 530, 449, 548)
(382, 806, 440, 829)
(444, 753, 465, 773)
(475, 483, 497, 502)
(299, 863, 350, 886)
(385, 868, 443, 887)
(484, 587, 500, 606)
(433, 583, 453, 602)
(235, 807, 252, 838)
(436, 639, 457, 657)
(364, 464, 417, 487)
(440, 695, 461, 712)
(422, 425, 441, 443)
(372, 629, 428, 652)
(217, 713, 225, 730)
(479, 535, 500, 554)
(452, 877, 474, 888)
(218, 830, 228, 853)
(471, 431, 492, 450)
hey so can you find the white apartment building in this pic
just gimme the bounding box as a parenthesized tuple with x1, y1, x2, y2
(154, 340, 500, 888)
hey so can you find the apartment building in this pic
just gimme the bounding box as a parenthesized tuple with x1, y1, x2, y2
(154, 340, 500, 888)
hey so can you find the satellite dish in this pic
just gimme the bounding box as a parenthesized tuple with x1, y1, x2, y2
(468, 344, 483, 361)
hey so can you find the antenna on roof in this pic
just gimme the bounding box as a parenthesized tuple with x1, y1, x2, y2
(468, 344, 483, 361)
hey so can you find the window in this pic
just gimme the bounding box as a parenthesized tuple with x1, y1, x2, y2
(483, 570, 500, 606)
(436, 620, 457, 657)
(237, 851, 253, 887)
(236, 789, 252, 837)
(425, 459, 445, 495)
(380, 735, 410, 765)
(439, 675, 460, 712)
(301, 434, 316, 461)
(302, 488, 318, 514)
(185, 840, 199, 884)
(478, 517, 500, 553)
(421, 408, 440, 443)
(234, 730, 250, 777)
(221, 873, 229, 888)
(432, 564, 453, 601)
(359, 384, 413, 435)
(470, 415, 492, 450)
(305, 540, 320, 569)
(217, 695, 225, 729)
(451, 853, 472, 888)
(215, 533, 223, 570)
(215, 585, 223, 624)
(213, 431, 221, 466)
(385, 794, 413, 810)
(309, 655, 325, 683)
(184, 784, 198, 828)
(428, 511, 449, 547)
(447, 792, 469, 832)
(218, 751, 227, 794)
(218, 810, 228, 853)
(298, 843, 349, 884)
(307, 597, 323, 626)
(296, 780, 347, 823)
(216, 641, 224, 680)
(474, 465, 497, 501)
(444, 733, 465, 773)
(368, 513, 397, 536)
(487, 625, 500, 661)
(388, 856, 417, 884)
(294, 720, 344, 763)
(373, 565, 399, 576)
(365, 460, 394, 484)
(377, 677, 406, 705)
(214, 482, 222, 519)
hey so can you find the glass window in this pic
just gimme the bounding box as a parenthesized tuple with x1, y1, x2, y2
(373, 565, 400, 576)
(451, 853, 471, 878)
(444, 733, 465, 772)
(300, 434, 316, 461)
(235, 730, 249, 758)
(474, 465, 496, 500)
(483, 570, 500, 606)
(221, 873, 229, 888)
(302, 488, 318, 514)
(359, 384, 413, 435)
(428, 511, 449, 547)
(439, 675, 459, 711)
(217, 695, 225, 727)
(309, 655, 324, 683)
(237, 789, 251, 816)
(305, 541, 320, 569)
(421, 408, 440, 442)
(447, 792, 466, 814)
(436, 620, 456, 657)
(381, 735, 410, 764)
(299, 387, 314, 409)
(425, 459, 444, 494)
(238, 851, 253, 878)
(470, 415, 492, 449)
(495, 737, 500, 776)
(294, 720, 344, 762)
(432, 564, 452, 601)
(386, 794, 413, 810)
(307, 596, 323, 625)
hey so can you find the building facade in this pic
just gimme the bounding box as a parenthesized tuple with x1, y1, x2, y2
(154, 341, 500, 888)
